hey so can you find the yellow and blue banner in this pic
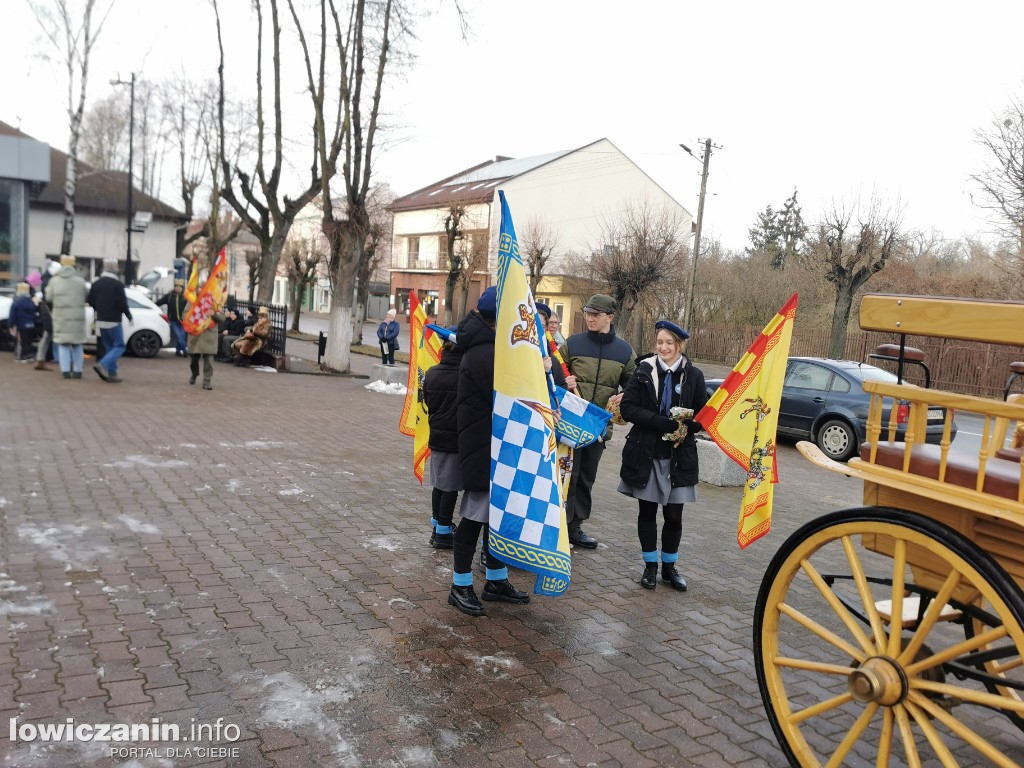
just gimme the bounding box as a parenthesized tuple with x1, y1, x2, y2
(695, 293, 797, 548)
(488, 191, 571, 596)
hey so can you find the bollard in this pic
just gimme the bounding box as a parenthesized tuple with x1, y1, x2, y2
(318, 331, 327, 364)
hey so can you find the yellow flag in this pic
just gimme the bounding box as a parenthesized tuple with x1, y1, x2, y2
(399, 291, 442, 483)
(695, 294, 797, 548)
(184, 257, 199, 304)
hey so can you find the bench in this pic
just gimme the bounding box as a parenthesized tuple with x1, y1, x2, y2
(860, 441, 1023, 502)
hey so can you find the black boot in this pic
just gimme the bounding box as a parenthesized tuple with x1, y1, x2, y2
(662, 564, 687, 591)
(482, 579, 530, 604)
(431, 532, 454, 550)
(640, 563, 658, 590)
(448, 585, 486, 616)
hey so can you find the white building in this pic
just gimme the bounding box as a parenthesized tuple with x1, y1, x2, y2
(0, 121, 187, 284)
(389, 138, 692, 324)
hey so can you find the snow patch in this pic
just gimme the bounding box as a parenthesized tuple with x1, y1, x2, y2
(365, 380, 407, 395)
(104, 455, 188, 469)
(0, 597, 53, 617)
(278, 487, 303, 496)
(362, 536, 400, 552)
(18, 524, 110, 567)
(120, 516, 161, 535)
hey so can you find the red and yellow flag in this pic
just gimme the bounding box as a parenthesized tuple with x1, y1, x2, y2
(399, 292, 442, 483)
(182, 249, 228, 336)
(695, 293, 798, 548)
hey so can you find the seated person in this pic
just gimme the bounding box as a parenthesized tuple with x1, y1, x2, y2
(217, 308, 246, 361)
(232, 306, 271, 366)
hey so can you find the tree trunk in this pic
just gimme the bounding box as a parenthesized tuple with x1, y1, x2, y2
(457, 281, 471, 324)
(444, 270, 459, 326)
(828, 282, 855, 359)
(290, 281, 303, 332)
(323, 262, 356, 372)
(352, 259, 371, 344)
(256, 224, 291, 303)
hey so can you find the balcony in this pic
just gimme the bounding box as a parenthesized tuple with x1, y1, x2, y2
(391, 256, 441, 271)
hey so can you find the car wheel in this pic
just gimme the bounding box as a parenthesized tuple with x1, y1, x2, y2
(128, 330, 162, 358)
(815, 418, 857, 462)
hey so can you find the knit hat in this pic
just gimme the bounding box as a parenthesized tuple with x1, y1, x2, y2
(535, 302, 552, 320)
(26, 271, 42, 289)
(47, 260, 61, 276)
(477, 286, 497, 319)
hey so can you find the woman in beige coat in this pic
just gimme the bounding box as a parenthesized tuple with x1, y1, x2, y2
(232, 306, 271, 366)
(44, 255, 89, 379)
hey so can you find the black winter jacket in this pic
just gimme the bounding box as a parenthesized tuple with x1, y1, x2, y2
(155, 290, 187, 322)
(424, 346, 464, 454)
(456, 311, 495, 492)
(87, 275, 132, 323)
(619, 354, 708, 490)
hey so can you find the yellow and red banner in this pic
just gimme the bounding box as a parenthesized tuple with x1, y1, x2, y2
(182, 249, 228, 336)
(184, 256, 199, 304)
(695, 293, 797, 548)
(399, 291, 442, 483)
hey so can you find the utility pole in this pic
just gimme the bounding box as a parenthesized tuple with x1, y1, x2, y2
(112, 73, 135, 284)
(684, 138, 712, 331)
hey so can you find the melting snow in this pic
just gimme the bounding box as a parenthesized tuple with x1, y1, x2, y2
(365, 381, 407, 395)
(278, 487, 303, 496)
(120, 516, 161, 535)
(104, 455, 188, 468)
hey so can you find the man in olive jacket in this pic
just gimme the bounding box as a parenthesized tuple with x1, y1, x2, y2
(559, 294, 636, 548)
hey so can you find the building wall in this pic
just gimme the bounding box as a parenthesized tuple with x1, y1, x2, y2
(391, 203, 490, 270)
(498, 138, 692, 275)
(28, 208, 179, 278)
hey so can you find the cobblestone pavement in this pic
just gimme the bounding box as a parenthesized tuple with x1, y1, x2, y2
(1, 348, 1021, 767)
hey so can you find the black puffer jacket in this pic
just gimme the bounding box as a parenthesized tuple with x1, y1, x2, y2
(619, 354, 708, 489)
(456, 311, 495, 492)
(424, 345, 463, 454)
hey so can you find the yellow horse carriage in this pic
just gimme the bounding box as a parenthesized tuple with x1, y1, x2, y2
(756, 294, 1024, 766)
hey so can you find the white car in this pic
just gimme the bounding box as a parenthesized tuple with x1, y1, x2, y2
(0, 286, 171, 358)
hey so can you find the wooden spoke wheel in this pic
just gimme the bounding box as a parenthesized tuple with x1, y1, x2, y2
(754, 508, 1024, 767)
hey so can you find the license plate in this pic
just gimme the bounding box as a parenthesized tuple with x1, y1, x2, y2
(927, 409, 943, 420)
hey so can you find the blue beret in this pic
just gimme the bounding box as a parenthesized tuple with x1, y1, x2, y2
(655, 319, 690, 340)
(477, 286, 497, 319)
(535, 302, 552, 319)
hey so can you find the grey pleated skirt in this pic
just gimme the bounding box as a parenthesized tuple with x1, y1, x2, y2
(617, 459, 698, 505)
(429, 450, 462, 492)
(459, 489, 490, 523)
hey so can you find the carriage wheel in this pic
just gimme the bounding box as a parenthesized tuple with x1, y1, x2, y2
(966, 605, 1024, 731)
(754, 507, 1024, 767)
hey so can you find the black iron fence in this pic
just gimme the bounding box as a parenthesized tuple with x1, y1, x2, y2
(227, 295, 287, 359)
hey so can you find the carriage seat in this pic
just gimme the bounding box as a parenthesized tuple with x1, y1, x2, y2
(860, 442, 1023, 502)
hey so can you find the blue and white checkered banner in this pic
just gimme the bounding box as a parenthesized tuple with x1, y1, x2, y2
(553, 386, 612, 449)
(489, 191, 571, 596)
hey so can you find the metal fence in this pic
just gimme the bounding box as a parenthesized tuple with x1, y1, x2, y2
(688, 323, 1024, 399)
(227, 296, 288, 359)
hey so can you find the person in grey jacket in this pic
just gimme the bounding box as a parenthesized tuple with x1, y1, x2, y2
(44, 255, 89, 379)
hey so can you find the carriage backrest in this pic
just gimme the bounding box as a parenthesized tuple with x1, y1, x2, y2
(860, 294, 1024, 347)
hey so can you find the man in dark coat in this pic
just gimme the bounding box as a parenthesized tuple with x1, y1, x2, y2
(155, 279, 189, 357)
(87, 259, 132, 383)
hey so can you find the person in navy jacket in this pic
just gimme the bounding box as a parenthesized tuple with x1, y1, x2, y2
(376, 308, 400, 365)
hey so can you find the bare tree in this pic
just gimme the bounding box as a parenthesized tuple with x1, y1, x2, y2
(809, 196, 904, 358)
(214, 0, 325, 306)
(284, 236, 323, 331)
(351, 184, 394, 342)
(586, 202, 688, 349)
(973, 95, 1024, 244)
(455, 231, 489, 320)
(79, 91, 127, 170)
(521, 216, 558, 295)
(441, 202, 467, 325)
(29, 0, 115, 256)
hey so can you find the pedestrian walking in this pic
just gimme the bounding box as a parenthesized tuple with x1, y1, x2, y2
(155, 279, 189, 357)
(617, 320, 708, 591)
(45, 254, 88, 379)
(558, 294, 636, 549)
(449, 287, 530, 617)
(377, 309, 400, 366)
(87, 258, 132, 383)
(188, 310, 225, 390)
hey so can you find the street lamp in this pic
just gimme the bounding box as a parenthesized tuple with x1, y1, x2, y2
(680, 139, 714, 330)
(111, 73, 135, 284)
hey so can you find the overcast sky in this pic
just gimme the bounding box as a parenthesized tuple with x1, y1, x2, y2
(6, 0, 1024, 251)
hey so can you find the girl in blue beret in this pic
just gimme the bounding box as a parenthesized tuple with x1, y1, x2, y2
(616, 320, 708, 591)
